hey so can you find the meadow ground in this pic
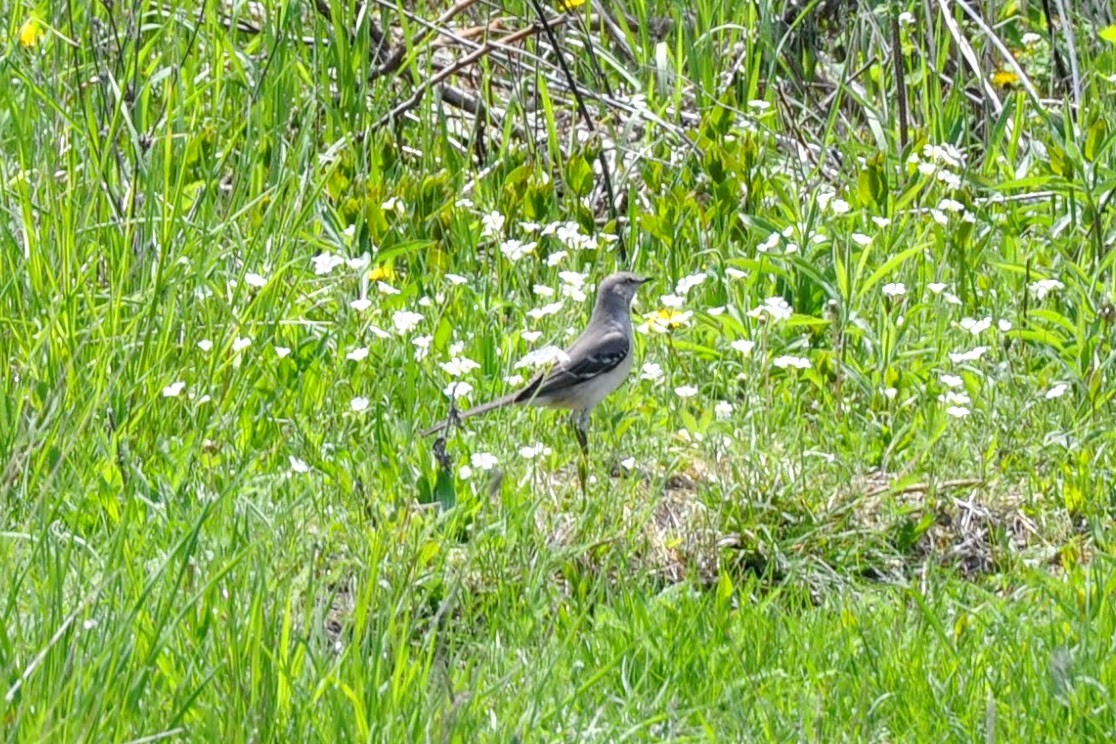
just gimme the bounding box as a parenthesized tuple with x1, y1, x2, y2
(3, 0, 1116, 740)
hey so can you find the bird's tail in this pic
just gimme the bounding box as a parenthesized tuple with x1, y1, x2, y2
(420, 392, 520, 436)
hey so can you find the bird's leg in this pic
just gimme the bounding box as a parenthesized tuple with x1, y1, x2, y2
(572, 409, 590, 494)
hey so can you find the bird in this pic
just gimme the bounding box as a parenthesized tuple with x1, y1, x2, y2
(421, 271, 650, 452)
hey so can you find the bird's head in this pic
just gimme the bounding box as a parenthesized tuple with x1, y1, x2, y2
(596, 271, 651, 313)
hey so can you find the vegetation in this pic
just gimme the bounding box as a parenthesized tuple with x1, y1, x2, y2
(3, 0, 1116, 739)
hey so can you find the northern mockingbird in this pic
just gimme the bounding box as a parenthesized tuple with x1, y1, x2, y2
(422, 271, 650, 450)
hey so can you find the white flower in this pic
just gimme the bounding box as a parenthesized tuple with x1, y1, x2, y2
(376, 281, 400, 295)
(731, 339, 756, 355)
(391, 310, 423, 334)
(931, 209, 949, 226)
(674, 385, 699, 398)
(883, 387, 898, 400)
(758, 232, 780, 253)
(312, 251, 347, 275)
(872, 217, 892, 228)
(197, 339, 213, 352)
(927, 282, 947, 294)
(1045, 383, 1069, 400)
(829, 198, 851, 215)
(382, 196, 405, 214)
(521, 331, 542, 343)
(1021, 32, 1041, 46)
(709, 306, 726, 316)
(773, 355, 811, 370)
(481, 210, 505, 237)
(946, 406, 971, 418)
(443, 381, 473, 400)
(898, 11, 914, 25)
(747, 296, 793, 322)
(289, 456, 310, 474)
(440, 356, 480, 377)
(725, 267, 748, 280)
(518, 443, 552, 459)
(458, 465, 473, 480)
(449, 341, 465, 356)
(938, 198, 965, 212)
(515, 346, 570, 369)
(959, 317, 992, 335)
(368, 325, 391, 339)
(347, 254, 371, 271)
(350, 298, 372, 311)
(559, 270, 587, 287)
(555, 221, 590, 250)
(232, 337, 252, 352)
(1029, 278, 1064, 300)
(533, 285, 555, 297)
(944, 293, 962, 306)
(941, 374, 963, 388)
(346, 347, 369, 362)
(503, 374, 524, 386)
(619, 457, 636, 470)
(949, 346, 990, 363)
(350, 396, 370, 412)
(660, 294, 685, 308)
(275, 346, 291, 358)
(500, 239, 537, 261)
(445, 273, 468, 285)
(998, 319, 1013, 332)
(882, 282, 907, 297)
(675, 272, 707, 295)
(546, 250, 569, 267)
(162, 381, 186, 398)
(852, 233, 873, 247)
(526, 301, 564, 320)
(412, 335, 432, 361)
(559, 283, 587, 302)
(938, 391, 971, 406)
(245, 272, 267, 288)
(470, 452, 498, 470)
(639, 362, 664, 382)
(715, 400, 733, 419)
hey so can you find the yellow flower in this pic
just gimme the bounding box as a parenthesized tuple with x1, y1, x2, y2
(642, 308, 693, 333)
(19, 17, 44, 48)
(369, 265, 395, 282)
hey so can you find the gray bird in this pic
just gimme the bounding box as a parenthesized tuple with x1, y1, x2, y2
(422, 271, 650, 450)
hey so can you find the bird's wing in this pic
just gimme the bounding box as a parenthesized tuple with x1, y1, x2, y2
(515, 326, 630, 403)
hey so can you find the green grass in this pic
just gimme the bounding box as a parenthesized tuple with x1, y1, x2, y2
(3, 0, 1116, 739)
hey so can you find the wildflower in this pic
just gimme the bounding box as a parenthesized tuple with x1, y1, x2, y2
(1029, 278, 1064, 300)
(526, 301, 564, 320)
(245, 272, 267, 288)
(458, 465, 473, 479)
(949, 346, 990, 363)
(162, 381, 186, 398)
(471, 452, 498, 470)
(852, 233, 873, 247)
(758, 233, 780, 253)
(715, 400, 733, 419)
(519, 443, 552, 459)
(521, 331, 542, 343)
(350, 396, 370, 412)
(367, 264, 392, 281)
(1045, 383, 1069, 399)
(943, 293, 962, 306)
(515, 346, 570, 369)
(412, 335, 432, 361)
(829, 198, 851, 215)
(232, 337, 252, 352)
(883, 387, 898, 400)
(445, 273, 468, 285)
(675, 385, 699, 398)
(546, 250, 569, 267)
(709, 306, 726, 316)
(639, 362, 664, 382)
(676, 272, 707, 295)
(19, 17, 44, 47)
(1021, 32, 1041, 46)
(938, 198, 965, 212)
(940, 373, 963, 388)
(312, 251, 346, 275)
(747, 296, 793, 322)
(725, 267, 748, 280)
(938, 391, 971, 406)
(660, 294, 685, 308)
(275, 346, 291, 358)
(773, 355, 811, 370)
(998, 319, 1013, 332)
(731, 339, 755, 355)
(481, 210, 505, 237)
(382, 196, 405, 214)
(368, 326, 391, 339)
(533, 285, 555, 297)
(346, 347, 369, 362)
(558, 270, 587, 287)
(928, 282, 947, 294)
(289, 456, 310, 474)
(872, 217, 892, 228)
(642, 308, 693, 333)
(898, 11, 914, 25)
(946, 406, 971, 418)
(391, 310, 423, 334)
(882, 282, 907, 297)
(197, 339, 213, 352)
(440, 356, 480, 377)
(443, 381, 473, 400)
(376, 281, 400, 295)
(500, 239, 537, 261)
(350, 298, 372, 311)
(959, 317, 992, 335)
(503, 374, 524, 386)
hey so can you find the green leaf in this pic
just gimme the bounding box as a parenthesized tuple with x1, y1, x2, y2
(565, 154, 595, 197)
(1099, 24, 1116, 44)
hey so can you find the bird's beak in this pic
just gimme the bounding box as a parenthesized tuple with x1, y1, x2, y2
(636, 276, 651, 285)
